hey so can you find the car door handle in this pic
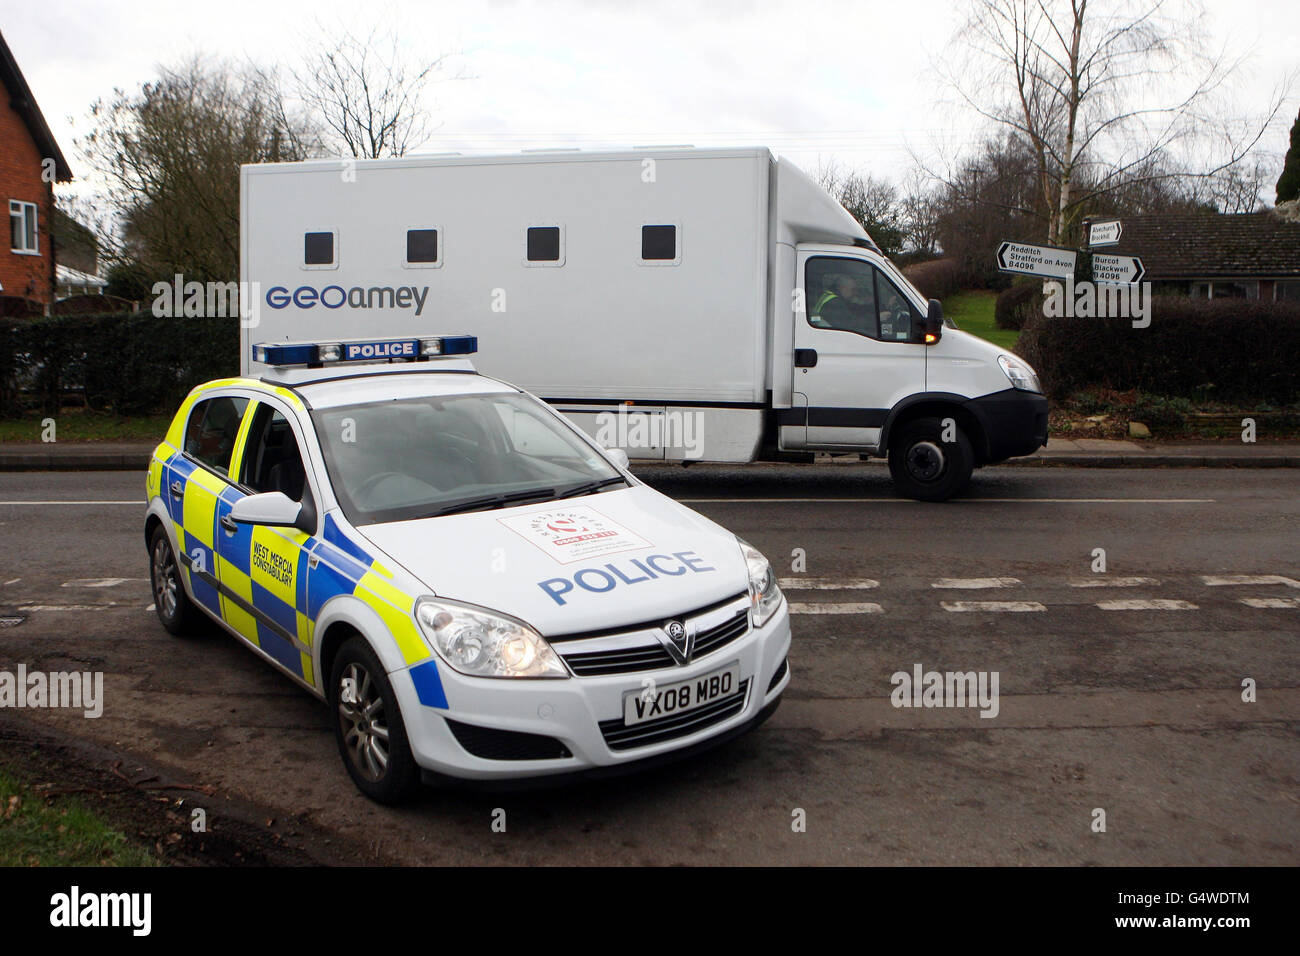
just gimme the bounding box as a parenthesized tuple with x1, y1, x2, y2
(220, 514, 238, 535)
(794, 348, 818, 368)
(169, 480, 184, 499)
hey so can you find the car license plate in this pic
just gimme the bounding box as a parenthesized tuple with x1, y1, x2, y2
(622, 663, 741, 726)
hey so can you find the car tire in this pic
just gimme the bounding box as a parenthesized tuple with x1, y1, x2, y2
(330, 637, 421, 804)
(149, 525, 201, 636)
(888, 417, 974, 502)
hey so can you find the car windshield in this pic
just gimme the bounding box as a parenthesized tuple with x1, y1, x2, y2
(311, 391, 624, 525)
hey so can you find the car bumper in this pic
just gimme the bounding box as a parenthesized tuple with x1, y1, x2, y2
(389, 598, 792, 781)
(967, 388, 1049, 462)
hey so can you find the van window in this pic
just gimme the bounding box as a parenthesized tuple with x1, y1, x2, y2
(304, 231, 335, 266)
(407, 228, 440, 264)
(805, 257, 915, 342)
(641, 224, 677, 262)
(184, 396, 249, 476)
(526, 226, 562, 263)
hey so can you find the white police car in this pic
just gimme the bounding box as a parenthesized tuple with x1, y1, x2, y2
(145, 335, 791, 802)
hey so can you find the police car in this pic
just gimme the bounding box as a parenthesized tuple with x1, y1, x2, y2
(145, 335, 791, 802)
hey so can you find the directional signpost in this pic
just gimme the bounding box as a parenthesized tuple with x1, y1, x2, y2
(1092, 254, 1146, 285)
(1087, 219, 1122, 247)
(996, 241, 1077, 279)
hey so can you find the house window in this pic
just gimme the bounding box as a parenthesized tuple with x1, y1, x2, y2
(525, 226, 563, 266)
(9, 201, 38, 254)
(1276, 281, 1300, 303)
(303, 231, 337, 268)
(640, 224, 680, 265)
(404, 228, 442, 268)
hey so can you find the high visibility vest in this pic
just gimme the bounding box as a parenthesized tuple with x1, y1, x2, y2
(812, 290, 839, 317)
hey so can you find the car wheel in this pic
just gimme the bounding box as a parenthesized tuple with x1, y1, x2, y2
(149, 525, 200, 635)
(330, 637, 421, 804)
(888, 417, 974, 502)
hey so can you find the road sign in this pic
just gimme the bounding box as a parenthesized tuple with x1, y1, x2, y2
(1088, 220, 1122, 247)
(1092, 254, 1146, 285)
(996, 242, 1077, 279)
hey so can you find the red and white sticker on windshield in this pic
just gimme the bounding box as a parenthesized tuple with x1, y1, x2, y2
(498, 506, 650, 565)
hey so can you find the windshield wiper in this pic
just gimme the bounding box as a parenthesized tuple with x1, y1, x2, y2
(554, 476, 628, 500)
(433, 487, 557, 517)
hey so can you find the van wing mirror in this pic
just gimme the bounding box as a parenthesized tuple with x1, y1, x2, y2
(229, 491, 302, 528)
(605, 448, 630, 470)
(920, 299, 943, 344)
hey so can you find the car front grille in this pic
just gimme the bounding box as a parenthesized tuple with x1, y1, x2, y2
(551, 591, 751, 677)
(599, 679, 750, 751)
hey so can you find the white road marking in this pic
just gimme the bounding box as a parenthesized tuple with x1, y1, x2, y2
(145, 603, 156, 612)
(0, 500, 139, 505)
(941, 601, 1046, 612)
(779, 578, 879, 590)
(1098, 599, 1198, 611)
(682, 498, 1215, 504)
(1201, 575, 1299, 588)
(62, 577, 143, 588)
(1069, 576, 1161, 588)
(932, 577, 1021, 589)
(789, 602, 884, 614)
(3, 578, 18, 585)
(1240, 597, 1300, 609)
(18, 603, 119, 612)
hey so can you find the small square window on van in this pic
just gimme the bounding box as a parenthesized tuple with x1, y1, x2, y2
(641, 224, 677, 262)
(304, 231, 335, 266)
(407, 228, 439, 264)
(527, 226, 561, 262)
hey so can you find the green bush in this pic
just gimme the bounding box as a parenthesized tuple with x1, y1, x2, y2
(902, 258, 963, 301)
(1016, 297, 1300, 404)
(0, 313, 239, 418)
(994, 283, 1043, 331)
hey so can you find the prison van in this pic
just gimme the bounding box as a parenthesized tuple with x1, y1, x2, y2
(240, 147, 1048, 501)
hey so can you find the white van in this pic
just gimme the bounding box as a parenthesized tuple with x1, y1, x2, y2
(241, 147, 1048, 500)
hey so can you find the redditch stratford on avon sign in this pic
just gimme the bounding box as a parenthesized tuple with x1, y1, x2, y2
(996, 242, 1078, 279)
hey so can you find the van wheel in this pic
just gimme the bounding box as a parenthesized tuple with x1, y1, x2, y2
(149, 526, 200, 635)
(888, 417, 974, 502)
(330, 637, 421, 805)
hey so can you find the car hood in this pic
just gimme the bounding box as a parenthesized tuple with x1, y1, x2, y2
(355, 484, 750, 637)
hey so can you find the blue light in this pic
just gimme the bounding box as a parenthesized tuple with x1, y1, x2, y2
(439, 335, 477, 355)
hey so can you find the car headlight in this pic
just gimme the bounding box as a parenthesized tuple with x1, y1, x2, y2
(415, 598, 568, 678)
(998, 354, 1042, 394)
(738, 538, 782, 628)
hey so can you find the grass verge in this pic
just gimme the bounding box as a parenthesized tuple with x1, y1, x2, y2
(0, 767, 157, 866)
(941, 290, 1020, 351)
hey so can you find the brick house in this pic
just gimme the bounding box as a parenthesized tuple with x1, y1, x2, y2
(1, 29, 72, 307)
(1105, 211, 1300, 302)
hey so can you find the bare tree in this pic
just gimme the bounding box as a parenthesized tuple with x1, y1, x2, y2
(79, 57, 317, 283)
(939, 0, 1293, 243)
(814, 160, 906, 256)
(293, 22, 461, 159)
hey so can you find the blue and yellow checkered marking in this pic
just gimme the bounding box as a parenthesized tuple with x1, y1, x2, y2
(153, 398, 448, 706)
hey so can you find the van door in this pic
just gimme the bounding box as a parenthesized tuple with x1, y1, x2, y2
(792, 246, 926, 450)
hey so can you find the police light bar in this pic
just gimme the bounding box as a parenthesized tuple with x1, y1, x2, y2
(252, 335, 477, 367)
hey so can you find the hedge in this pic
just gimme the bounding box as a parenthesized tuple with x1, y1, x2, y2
(901, 258, 963, 301)
(0, 312, 239, 417)
(1015, 297, 1300, 404)
(994, 283, 1043, 331)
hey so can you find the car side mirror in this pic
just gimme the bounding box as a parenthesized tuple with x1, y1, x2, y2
(605, 448, 630, 470)
(230, 491, 302, 528)
(920, 299, 943, 344)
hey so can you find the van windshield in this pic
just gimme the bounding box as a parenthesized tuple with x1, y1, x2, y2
(311, 392, 624, 526)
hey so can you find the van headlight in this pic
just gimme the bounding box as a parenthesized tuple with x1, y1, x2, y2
(998, 354, 1042, 394)
(416, 598, 568, 678)
(738, 538, 782, 628)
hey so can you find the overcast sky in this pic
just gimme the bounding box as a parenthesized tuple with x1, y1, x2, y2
(5, 0, 1297, 196)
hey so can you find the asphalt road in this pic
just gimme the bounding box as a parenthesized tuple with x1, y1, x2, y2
(1, 465, 1296, 865)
